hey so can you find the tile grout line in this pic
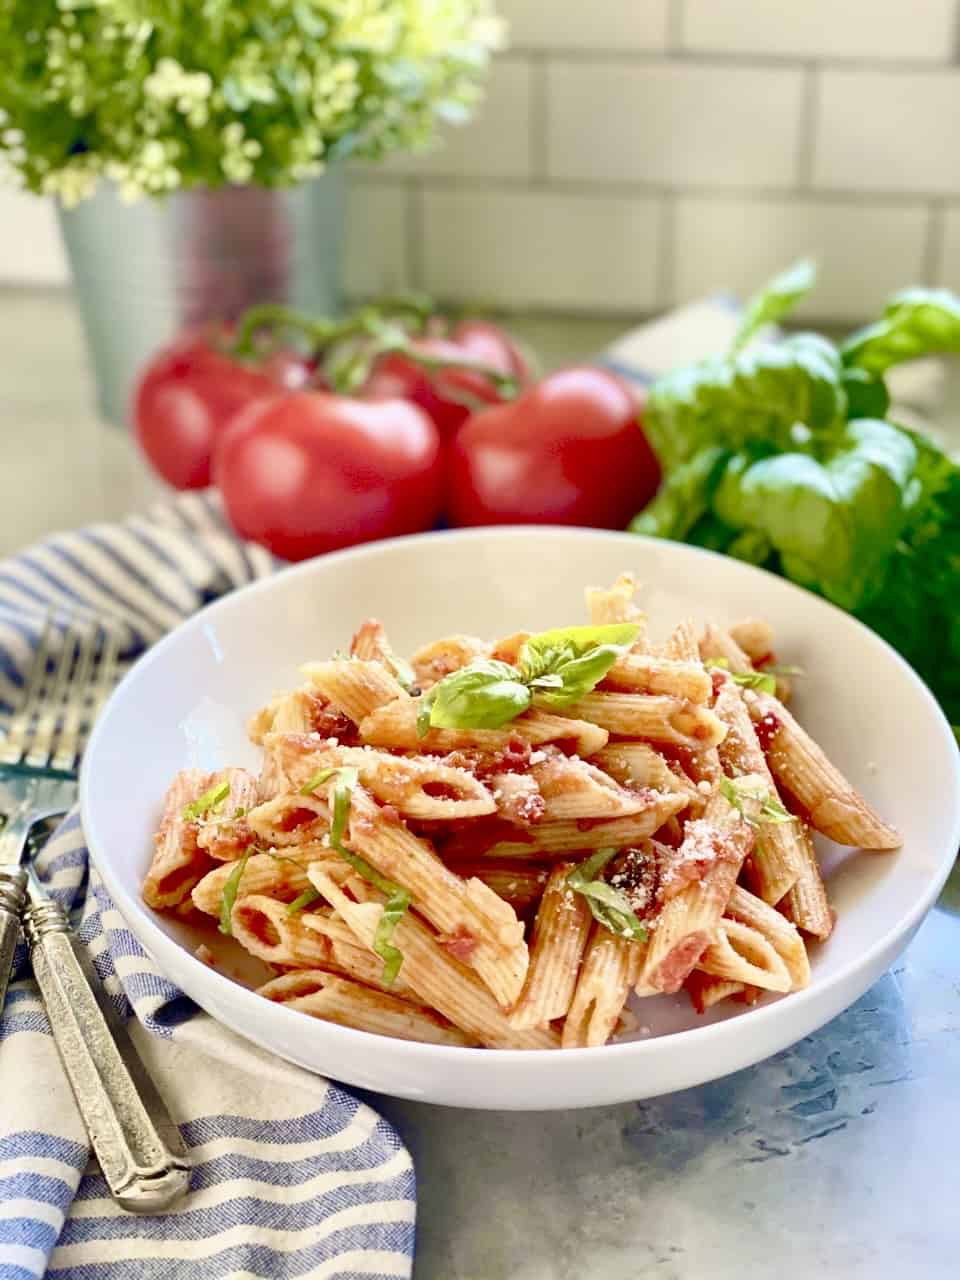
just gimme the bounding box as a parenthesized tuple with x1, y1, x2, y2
(796, 63, 820, 189)
(667, 0, 685, 54)
(500, 47, 959, 72)
(924, 201, 946, 283)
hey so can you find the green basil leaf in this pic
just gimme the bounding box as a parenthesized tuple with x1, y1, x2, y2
(416, 691, 435, 739)
(630, 446, 731, 541)
(518, 623, 640, 707)
(720, 777, 794, 827)
(373, 887, 412, 986)
(183, 779, 230, 821)
(299, 767, 338, 796)
(286, 888, 321, 916)
(842, 367, 890, 420)
(712, 420, 918, 612)
(385, 652, 417, 691)
(842, 288, 960, 375)
(426, 659, 531, 731)
(566, 848, 647, 942)
(219, 849, 251, 936)
(330, 766, 360, 849)
(732, 670, 777, 694)
(731, 259, 817, 355)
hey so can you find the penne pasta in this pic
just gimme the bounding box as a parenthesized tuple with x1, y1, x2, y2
(684, 971, 747, 1013)
(564, 691, 726, 750)
(230, 894, 335, 969)
(725, 885, 811, 989)
(728, 618, 776, 664)
(602, 653, 712, 702)
(713, 680, 803, 904)
(358, 697, 610, 757)
(663, 619, 701, 663)
(191, 848, 327, 917)
(746, 691, 901, 849)
(302, 658, 409, 725)
(509, 864, 592, 1029)
(480, 790, 688, 859)
(779, 824, 834, 940)
(143, 769, 216, 908)
(306, 869, 558, 1050)
(585, 572, 645, 634)
(697, 919, 792, 993)
(640, 785, 754, 994)
(699, 621, 753, 674)
(444, 860, 550, 914)
(562, 926, 644, 1048)
(260, 969, 477, 1046)
(265, 734, 497, 820)
(530, 753, 657, 821)
(591, 742, 704, 812)
(246, 791, 330, 848)
(411, 634, 489, 687)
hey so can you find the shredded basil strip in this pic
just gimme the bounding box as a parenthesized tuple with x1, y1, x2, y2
(324, 766, 411, 984)
(299, 766, 338, 796)
(386, 652, 417, 691)
(566, 848, 647, 942)
(287, 888, 322, 916)
(219, 849, 251, 935)
(720, 776, 794, 826)
(704, 658, 778, 695)
(183, 779, 230, 821)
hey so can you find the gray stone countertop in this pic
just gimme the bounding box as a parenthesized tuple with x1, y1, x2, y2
(3, 289, 959, 1279)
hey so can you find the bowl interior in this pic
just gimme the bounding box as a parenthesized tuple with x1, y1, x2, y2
(82, 529, 960, 1064)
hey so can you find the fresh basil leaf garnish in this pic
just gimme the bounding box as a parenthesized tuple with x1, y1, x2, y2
(731, 258, 817, 355)
(183, 779, 230, 821)
(518, 623, 640, 708)
(219, 849, 251, 936)
(566, 847, 647, 942)
(299, 766, 338, 796)
(286, 888, 321, 916)
(720, 776, 794, 826)
(423, 659, 531, 732)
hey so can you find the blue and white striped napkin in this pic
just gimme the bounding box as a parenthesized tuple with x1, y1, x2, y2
(0, 493, 416, 1280)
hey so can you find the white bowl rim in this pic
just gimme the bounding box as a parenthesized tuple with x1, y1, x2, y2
(80, 525, 960, 1067)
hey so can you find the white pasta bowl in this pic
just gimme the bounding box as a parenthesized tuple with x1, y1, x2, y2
(81, 528, 960, 1109)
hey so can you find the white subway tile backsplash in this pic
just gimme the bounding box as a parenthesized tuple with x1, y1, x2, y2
(343, 182, 410, 298)
(815, 70, 960, 193)
(499, 0, 669, 52)
(672, 196, 930, 321)
(382, 59, 532, 180)
(0, 190, 68, 286)
(421, 187, 663, 311)
(682, 0, 957, 62)
(546, 61, 805, 188)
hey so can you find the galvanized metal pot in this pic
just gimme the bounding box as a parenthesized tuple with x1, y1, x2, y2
(58, 175, 344, 427)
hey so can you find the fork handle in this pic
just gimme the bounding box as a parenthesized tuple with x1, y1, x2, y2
(23, 898, 191, 1213)
(0, 866, 27, 1012)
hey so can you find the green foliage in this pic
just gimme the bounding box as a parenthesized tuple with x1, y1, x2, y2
(0, 0, 503, 203)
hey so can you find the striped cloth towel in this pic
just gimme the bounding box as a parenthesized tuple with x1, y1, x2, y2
(0, 493, 416, 1280)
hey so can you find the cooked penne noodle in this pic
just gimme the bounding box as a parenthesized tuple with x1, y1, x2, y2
(509, 864, 592, 1029)
(725, 885, 810, 989)
(444, 860, 550, 913)
(565, 691, 726, 750)
(697, 919, 792, 992)
(602, 653, 712, 702)
(191, 848, 326, 916)
(265, 734, 497, 820)
(684, 971, 747, 1013)
(714, 680, 803, 904)
(780, 824, 834, 940)
(359, 697, 609, 757)
(562, 926, 644, 1048)
(480, 790, 688, 859)
(143, 769, 215, 908)
(306, 869, 558, 1050)
(145, 581, 900, 1049)
(747, 692, 901, 850)
(591, 742, 704, 811)
(640, 785, 754, 994)
(261, 970, 477, 1046)
(411, 634, 489, 686)
(302, 659, 409, 724)
(530, 754, 657, 821)
(664, 619, 701, 663)
(230, 894, 334, 969)
(338, 784, 529, 1007)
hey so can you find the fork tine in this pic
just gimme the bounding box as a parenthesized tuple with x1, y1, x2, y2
(79, 624, 120, 759)
(26, 622, 80, 770)
(52, 621, 98, 774)
(0, 611, 55, 766)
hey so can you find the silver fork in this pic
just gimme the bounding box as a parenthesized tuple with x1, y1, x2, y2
(0, 614, 191, 1213)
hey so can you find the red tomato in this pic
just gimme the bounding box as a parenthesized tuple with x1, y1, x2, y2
(133, 331, 311, 490)
(364, 320, 529, 436)
(214, 391, 442, 561)
(448, 366, 660, 528)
